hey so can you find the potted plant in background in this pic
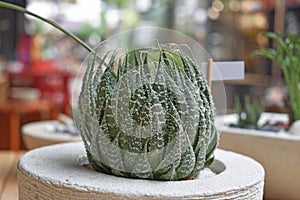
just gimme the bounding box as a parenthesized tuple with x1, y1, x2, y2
(217, 32, 300, 200)
(232, 95, 264, 130)
(252, 32, 300, 126)
(0, 1, 265, 199)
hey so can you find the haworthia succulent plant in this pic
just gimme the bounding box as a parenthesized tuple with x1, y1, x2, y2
(77, 44, 218, 181)
(0, 1, 218, 181)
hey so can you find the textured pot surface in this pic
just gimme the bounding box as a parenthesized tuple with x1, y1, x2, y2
(18, 142, 264, 200)
(217, 113, 300, 200)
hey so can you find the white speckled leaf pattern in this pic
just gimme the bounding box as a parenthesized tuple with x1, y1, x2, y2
(77, 44, 218, 180)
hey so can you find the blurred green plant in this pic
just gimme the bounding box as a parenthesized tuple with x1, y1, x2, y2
(252, 32, 300, 123)
(234, 95, 264, 128)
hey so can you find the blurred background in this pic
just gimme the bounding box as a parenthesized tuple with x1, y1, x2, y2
(0, 0, 299, 150)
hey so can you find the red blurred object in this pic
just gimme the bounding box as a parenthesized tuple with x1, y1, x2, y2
(30, 59, 58, 75)
(7, 59, 73, 114)
(0, 99, 58, 150)
(264, 0, 300, 9)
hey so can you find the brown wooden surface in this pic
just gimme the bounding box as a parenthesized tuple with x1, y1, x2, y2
(0, 151, 24, 200)
(0, 100, 59, 150)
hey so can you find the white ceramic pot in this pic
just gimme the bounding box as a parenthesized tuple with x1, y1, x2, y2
(18, 142, 265, 200)
(289, 120, 300, 136)
(22, 120, 81, 149)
